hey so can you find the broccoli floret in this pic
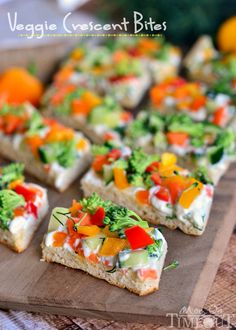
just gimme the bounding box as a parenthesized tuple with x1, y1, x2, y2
(193, 166, 213, 185)
(113, 158, 128, 169)
(214, 129, 235, 151)
(0, 163, 24, 189)
(128, 148, 159, 176)
(127, 173, 144, 187)
(104, 204, 148, 232)
(125, 118, 147, 139)
(166, 113, 204, 137)
(0, 190, 25, 230)
(80, 193, 112, 214)
(146, 239, 163, 257)
(92, 144, 110, 156)
(26, 111, 46, 136)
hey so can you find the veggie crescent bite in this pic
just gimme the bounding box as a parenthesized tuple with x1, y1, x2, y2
(0, 163, 48, 252)
(41, 85, 132, 144)
(0, 103, 91, 191)
(81, 144, 214, 236)
(41, 193, 167, 295)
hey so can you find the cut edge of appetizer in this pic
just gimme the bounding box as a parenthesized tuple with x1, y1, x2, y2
(81, 144, 214, 236)
(0, 163, 48, 252)
(41, 193, 168, 295)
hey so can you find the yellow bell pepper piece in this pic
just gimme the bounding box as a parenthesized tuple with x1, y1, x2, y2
(76, 138, 88, 151)
(114, 167, 130, 190)
(159, 165, 183, 177)
(102, 225, 119, 238)
(161, 152, 177, 167)
(8, 178, 24, 190)
(179, 180, 203, 209)
(99, 237, 128, 257)
(70, 48, 84, 61)
(76, 225, 100, 237)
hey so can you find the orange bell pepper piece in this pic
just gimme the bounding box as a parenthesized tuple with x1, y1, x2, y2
(13, 206, 25, 217)
(166, 132, 189, 146)
(53, 232, 67, 247)
(138, 268, 158, 280)
(113, 167, 130, 189)
(72, 99, 91, 116)
(0, 67, 43, 106)
(45, 126, 74, 143)
(162, 176, 191, 204)
(179, 180, 203, 209)
(190, 95, 206, 111)
(87, 253, 99, 263)
(82, 91, 102, 109)
(99, 237, 128, 257)
(69, 199, 82, 216)
(76, 225, 100, 237)
(26, 135, 44, 156)
(135, 189, 150, 205)
(54, 66, 74, 86)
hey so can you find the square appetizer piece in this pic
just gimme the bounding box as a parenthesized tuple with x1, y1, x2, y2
(124, 111, 236, 184)
(150, 77, 236, 126)
(41, 193, 167, 295)
(184, 35, 236, 98)
(54, 45, 112, 93)
(41, 84, 132, 144)
(104, 50, 151, 108)
(82, 145, 214, 236)
(0, 163, 48, 252)
(0, 103, 91, 191)
(112, 36, 182, 83)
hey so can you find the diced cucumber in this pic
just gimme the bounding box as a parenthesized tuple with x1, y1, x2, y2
(119, 250, 149, 268)
(38, 145, 56, 164)
(83, 234, 105, 250)
(89, 106, 120, 128)
(153, 131, 167, 149)
(208, 146, 224, 164)
(48, 207, 69, 232)
(103, 164, 114, 184)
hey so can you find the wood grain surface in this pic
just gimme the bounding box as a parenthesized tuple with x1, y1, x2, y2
(0, 159, 235, 325)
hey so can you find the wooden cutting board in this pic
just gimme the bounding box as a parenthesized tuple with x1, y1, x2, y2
(0, 160, 235, 325)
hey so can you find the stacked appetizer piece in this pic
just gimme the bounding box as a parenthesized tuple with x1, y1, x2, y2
(52, 45, 150, 108)
(0, 103, 91, 191)
(41, 85, 132, 144)
(110, 36, 182, 83)
(0, 163, 48, 252)
(41, 193, 168, 295)
(124, 111, 235, 184)
(183, 35, 236, 100)
(150, 76, 236, 126)
(82, 144, 214, 235)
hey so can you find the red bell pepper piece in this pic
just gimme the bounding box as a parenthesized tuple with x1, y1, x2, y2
(212, 107, 226, 126)
(92, 155, 109, 172)
(14, 185, 36, 202)
(26, 201, 38, 218)
(107, 148, 121, 161)
(146, 161, 160, 173)
(91, 207, 105, 226)
(151, 173, 162, 185)
(155, 187, 170, 202)
(125, 225, 154, 250)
